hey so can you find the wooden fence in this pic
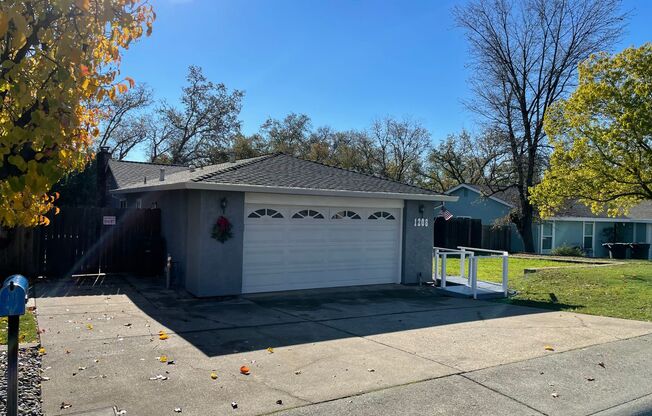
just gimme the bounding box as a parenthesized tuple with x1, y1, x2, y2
(434, 217, 511, 252)
(0, 207, 163, 278)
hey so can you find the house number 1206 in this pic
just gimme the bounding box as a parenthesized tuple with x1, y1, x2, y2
(413, 218, 428, 227)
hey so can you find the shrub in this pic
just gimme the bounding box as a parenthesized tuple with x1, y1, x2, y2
(550, 245, 585, 257)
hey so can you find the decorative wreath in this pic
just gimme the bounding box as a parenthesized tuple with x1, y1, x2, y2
(211, 216, 233, 243)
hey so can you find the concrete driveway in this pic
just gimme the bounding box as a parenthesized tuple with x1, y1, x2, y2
(34, 276, 652, 416)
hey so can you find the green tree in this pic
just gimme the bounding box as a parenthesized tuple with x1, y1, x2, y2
(532, 44, 652, 218)
(454, 0, 626, 252)
(0, 0, 154, 226)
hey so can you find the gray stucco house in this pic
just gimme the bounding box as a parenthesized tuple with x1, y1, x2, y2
(105, 153, 457, 297)
(444, 183, 652, 258)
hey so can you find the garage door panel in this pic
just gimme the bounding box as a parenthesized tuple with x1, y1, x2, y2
(243, 203, 401, 293)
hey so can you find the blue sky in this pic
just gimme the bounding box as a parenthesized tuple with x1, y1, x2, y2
(120, 0, 652, 160)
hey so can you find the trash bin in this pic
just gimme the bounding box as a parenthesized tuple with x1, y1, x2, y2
(630, 243, 651, 260)
(602, 242, 628, 259)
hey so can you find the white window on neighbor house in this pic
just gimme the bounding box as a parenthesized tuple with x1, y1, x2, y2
(119, 199, 127, 208)
(583, 222, 595, 255)
(541, 221, 554, 252)
(136, 198, 142, 209)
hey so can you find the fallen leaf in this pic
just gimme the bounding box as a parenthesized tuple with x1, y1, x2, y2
(19, 334, 26, 342)
(65, 350, 71, 354)
(124, 323, 132, 327)
(267, 347, 274, 353)
(42, 376, 51, 381)
(294, 370, 302, 375)
(38, 347, 47, 355)
(60, 402, 72, 409)
(174, 407, 182, 413)
(586, 377, 595, 381)
(544, 345, 555, 351)
(598, 362, 605, 368)
(159, 355, 168, 363)
(159, 333, 169, 340)
(210, 372, 218, 380)
(167, 360, 175, 365)
(276, 399, 283, 405)
(149, 374, 168, 381)
(367, 368, 375, 372)
(551, 393, 559, 398)
(240, 365, 250, 375)
(116, 410, 127, 416)
(231, 402, 238, 409)
(86, 324, 93, 330)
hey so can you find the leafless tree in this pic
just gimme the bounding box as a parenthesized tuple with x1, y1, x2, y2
(367, 117, 431, 183)
(422, 129, 510, 192)
(149, 66, 243, 165)
(97, 83, 153, 159)
(454, 0, 626, 251)
(260, 113, 312, 157)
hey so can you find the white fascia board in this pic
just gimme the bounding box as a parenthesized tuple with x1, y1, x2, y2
(110, 182, 459, 202)
(445, 184, 513, 208)
(549, 216, 652, 224)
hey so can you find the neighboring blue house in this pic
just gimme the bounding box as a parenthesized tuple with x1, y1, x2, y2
(443, 184, 652, 259)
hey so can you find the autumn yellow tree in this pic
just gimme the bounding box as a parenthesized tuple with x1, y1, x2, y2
(531, 44, 652, 218)
(0, 0, 154, 227)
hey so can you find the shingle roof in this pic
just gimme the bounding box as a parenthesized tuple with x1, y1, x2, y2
(108, 159, 188, 189)
(449, 183, 652, 221)
(112, 153, 444, 198)
(450, 183, 518, 207)
(553, 199, 652, 221)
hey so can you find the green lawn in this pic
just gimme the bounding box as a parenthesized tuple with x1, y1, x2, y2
(438, 256, 652, 321)
(436, 256, 583, 283)
(0, 310, 39, 344)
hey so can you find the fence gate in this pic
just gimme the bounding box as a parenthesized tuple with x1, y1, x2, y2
(38, 207, 163, 277)
(0, 207, 164, 278)
(434, 217, 511, 252)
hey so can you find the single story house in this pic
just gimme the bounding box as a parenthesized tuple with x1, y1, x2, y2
(443, 183, 652, 259)
(102, 151, 457, 297)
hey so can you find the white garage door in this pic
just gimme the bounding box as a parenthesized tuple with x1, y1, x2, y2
(242, 203, 402, 293)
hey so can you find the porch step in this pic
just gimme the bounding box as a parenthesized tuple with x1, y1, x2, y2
(433, 275, 506, 300)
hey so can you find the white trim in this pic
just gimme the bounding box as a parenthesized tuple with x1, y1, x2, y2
(549, 216, 652, 224)
(245, 192, 404, 208)
(583, 221, 595, 255)
(111, 181, 457, 202)
(540, 220, 555, 253)
(647, 224, 652, 259)
(445, 184, 514, 208)
(241, 204, 402, 293)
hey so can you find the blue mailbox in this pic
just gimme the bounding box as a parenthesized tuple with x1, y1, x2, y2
(0, 274, 29, 316)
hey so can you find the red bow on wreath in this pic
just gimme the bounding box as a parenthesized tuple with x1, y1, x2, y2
(212, 215, 233, 243)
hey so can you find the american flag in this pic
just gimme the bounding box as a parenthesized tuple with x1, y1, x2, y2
(439, 206, 453, 221)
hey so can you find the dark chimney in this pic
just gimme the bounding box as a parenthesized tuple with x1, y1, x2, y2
(96, 146, 112, 207)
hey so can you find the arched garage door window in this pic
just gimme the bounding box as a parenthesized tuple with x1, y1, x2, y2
(248, 208, 284, 219)
(292, 209, 324, 219)
(368, 211, 395, 220)
(331, 210, 361, 219)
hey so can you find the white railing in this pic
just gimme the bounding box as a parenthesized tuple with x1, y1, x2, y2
(433, 246, 509, 298)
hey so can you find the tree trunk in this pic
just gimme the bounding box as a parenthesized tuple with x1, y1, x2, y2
(517, 202, 536, 253)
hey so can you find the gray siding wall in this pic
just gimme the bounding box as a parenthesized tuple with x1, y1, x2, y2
(123, 190, 245, 296)
(446, 187, 511, 225)
(124, 190, 189, 282)
(187, 190, 244, 297)
(402, 200, 434, 284)
(554, 221, 583, 249)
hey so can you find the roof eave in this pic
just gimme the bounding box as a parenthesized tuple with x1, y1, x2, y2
(445, 184, 514, 208)
(547, 216, 652, 223)
(110, 182, 459, 202)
